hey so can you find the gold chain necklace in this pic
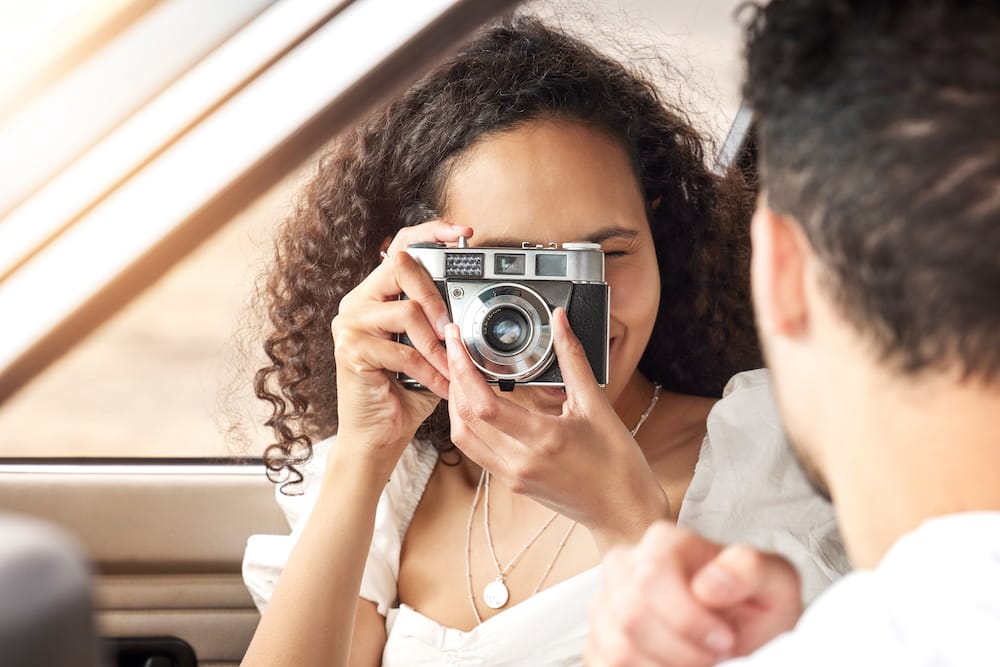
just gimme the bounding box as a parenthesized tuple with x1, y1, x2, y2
(464, 382, 662, 624)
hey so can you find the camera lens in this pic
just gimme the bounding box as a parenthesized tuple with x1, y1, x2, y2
(483, 307, 531, 354)
(462, 283, 554, 382)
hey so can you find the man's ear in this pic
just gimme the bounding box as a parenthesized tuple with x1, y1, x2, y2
(751, 203, 810, 337)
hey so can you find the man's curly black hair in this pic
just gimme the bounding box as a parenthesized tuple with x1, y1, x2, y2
(743, 0, 1000, 381)
(255, 15, 760, 488)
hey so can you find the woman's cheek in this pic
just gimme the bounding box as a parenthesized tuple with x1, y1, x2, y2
(608, 260, 660, 327)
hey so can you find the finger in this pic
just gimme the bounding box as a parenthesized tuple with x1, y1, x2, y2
(354, 252, 451, 338)
(550, 306, 603, 407)
(691, 544, 802, 614)
(637, 522, 722, 577)
(348, 300, 450, 380)
(443, 331, 529, 476)
(443, 324, 541, 441)
(600, 620, 721, 667)
(339, 333, 449, 400)
(445, 395, 511, 475)
(585, 550, 663, 667)
(598, 547, 727, 666)
(584, 622, 664, 667)
(386, 220, 474, 255)
(628, 523, 737, 654)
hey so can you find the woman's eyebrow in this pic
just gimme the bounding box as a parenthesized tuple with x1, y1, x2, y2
(475, 227, 638, 248)
(585, 227, 639, 244)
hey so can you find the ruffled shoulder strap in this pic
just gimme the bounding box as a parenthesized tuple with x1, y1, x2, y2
(359, 441, 439, 616)
(242, 437, 438, 615)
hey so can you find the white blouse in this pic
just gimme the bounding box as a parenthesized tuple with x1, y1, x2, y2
(243, 369, 849, 665)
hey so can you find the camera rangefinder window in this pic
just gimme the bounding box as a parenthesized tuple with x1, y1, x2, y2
(495, 253, 526, 275)
(445, 253, 485, 278)
(535, 253, 568, 277)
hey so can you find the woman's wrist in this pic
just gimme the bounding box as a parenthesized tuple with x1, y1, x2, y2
(586, 478, 671, 553)
(322, 431, 404, 492)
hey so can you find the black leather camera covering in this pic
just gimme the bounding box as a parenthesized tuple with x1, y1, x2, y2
(531, 282, 609, 384)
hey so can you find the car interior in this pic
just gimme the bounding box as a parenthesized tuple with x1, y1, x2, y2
(0, 1, 748, 664)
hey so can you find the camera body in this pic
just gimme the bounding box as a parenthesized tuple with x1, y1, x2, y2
(398, 238, 609, 391)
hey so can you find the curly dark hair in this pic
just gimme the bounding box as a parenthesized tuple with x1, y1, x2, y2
(255, 15, 760, 488)
(743, 0, 1000, 381)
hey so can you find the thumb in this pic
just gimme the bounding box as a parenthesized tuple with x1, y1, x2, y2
(690, 544, 802, 614)
(551, 307, 602, 405)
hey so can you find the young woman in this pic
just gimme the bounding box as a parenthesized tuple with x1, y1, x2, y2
(241, 16, 848, 666)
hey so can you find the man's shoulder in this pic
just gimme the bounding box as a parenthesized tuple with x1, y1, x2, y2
(722, 512, 1000, 666)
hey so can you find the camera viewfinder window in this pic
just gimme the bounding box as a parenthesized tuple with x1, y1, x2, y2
(445, 253, 485, 278)
(536, 254, 567, 277)
(495, 254, 526, 275)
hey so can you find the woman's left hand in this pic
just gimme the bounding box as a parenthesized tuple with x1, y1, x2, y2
(445, 307, 670, 551)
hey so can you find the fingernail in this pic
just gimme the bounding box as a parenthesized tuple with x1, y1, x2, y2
(436, 315, 451, 338)
(704, 629, 733, 654)
(444, 323, 460, 343)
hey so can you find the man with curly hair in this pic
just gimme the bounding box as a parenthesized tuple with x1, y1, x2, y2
(586, 1, 1000, 665)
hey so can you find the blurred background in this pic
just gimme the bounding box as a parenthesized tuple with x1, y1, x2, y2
(0, 0, 745, 459)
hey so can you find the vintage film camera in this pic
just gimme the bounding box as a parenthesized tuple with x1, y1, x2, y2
(398, 237, 609, 391)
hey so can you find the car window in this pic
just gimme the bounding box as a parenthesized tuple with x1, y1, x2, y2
(0, 0, 744, 460)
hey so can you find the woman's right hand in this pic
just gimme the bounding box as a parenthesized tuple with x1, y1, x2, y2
(329, 220, 473, 472)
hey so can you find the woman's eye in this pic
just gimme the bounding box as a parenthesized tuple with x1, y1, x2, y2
(604, 250, 628, 258)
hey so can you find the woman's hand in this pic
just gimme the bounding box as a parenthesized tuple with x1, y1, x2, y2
(331, 220, 472, 473)
(444, 307, 670, 550)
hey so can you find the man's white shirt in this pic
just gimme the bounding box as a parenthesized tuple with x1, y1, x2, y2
(722, 512, 1000, 666)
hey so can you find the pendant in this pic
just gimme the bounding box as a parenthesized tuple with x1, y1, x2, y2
(483, 578, 510, 609)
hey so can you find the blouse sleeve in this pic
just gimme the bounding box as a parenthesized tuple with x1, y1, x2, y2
(357, 442, 438, 616)
(677, 369, 852, 605)
(241, 437, 438, 617)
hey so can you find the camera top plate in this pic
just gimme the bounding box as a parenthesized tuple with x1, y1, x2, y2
(405, 238, 604, 283)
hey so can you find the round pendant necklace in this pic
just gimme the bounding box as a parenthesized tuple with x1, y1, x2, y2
(464, 382, 662, 623)
(481, 471, 567, 609)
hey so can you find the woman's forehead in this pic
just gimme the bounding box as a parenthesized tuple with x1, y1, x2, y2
(442, 120, 647, 243)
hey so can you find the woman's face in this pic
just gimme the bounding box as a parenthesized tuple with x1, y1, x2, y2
(441, 119, 660, 412)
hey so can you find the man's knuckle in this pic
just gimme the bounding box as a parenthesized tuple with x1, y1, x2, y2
(618, 604, 647, 639)
(673, 612, 708, 642)
(633, 558, 661, 590)
(604, 652, 630, 667)
(728, 543, 764, 571)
